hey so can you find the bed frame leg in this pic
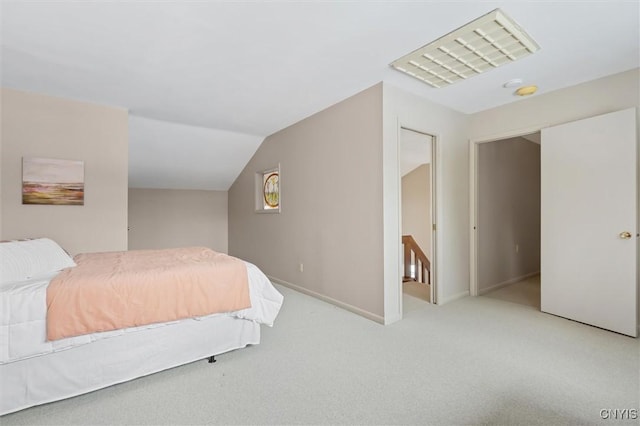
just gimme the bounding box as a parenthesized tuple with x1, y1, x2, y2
(208, 356, 216, 364)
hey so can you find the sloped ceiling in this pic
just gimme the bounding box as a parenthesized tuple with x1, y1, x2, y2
(128, 116, 264, 190)
(1, 1, 638, 190)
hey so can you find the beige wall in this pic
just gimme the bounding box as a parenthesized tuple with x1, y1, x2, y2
(0, 88, 128, 255)
(470, 69, 640, 140)
(229, 84, 384, 320)
(477, 137, 540, 292)
(401, 164, 432, 259)
(128, 188, 228, 253)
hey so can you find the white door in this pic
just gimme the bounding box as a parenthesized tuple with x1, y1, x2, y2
(541, 108, 637, 337)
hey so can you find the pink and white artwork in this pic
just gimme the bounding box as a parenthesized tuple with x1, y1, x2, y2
(22, 157, 84, 205)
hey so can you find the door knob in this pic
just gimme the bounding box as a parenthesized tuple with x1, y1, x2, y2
(619, 231, 632, 239)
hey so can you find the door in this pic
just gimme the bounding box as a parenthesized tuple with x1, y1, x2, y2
(541, 108, 637, 336)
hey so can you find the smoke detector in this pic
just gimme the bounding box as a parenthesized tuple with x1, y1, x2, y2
(391, 9, 540, 88)
(503, 78, 523, 88)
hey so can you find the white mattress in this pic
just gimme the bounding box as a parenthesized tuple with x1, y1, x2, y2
(0, 261, 283, 365)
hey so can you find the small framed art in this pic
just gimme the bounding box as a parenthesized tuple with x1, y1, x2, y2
(22, 157, 84, 205)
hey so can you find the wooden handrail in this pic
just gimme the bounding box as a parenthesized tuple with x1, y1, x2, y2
(402, 235, 431, 284)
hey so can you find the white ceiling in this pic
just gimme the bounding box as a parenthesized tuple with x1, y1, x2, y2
(521, 132, 541, 145)
(2, 1, 638, 190)
(129, 116, 264, 190)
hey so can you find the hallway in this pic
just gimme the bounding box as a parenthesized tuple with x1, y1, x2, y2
(483, 274, 540, 309)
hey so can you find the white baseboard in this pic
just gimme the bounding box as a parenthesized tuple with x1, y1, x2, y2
(268, 276, 385, 325)
(439, 290, 470, 305)
(478, 271, 540, 295)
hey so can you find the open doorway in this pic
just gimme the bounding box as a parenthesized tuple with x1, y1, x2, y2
(400, 128, 435, 311)
(474, 132, 541, 309)
(470, 109, 636, 335)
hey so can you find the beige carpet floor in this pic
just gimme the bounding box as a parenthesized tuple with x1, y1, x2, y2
(402, 279, 431, 303)
(483, 274, 541, 309)
(3, 282, 638, 425)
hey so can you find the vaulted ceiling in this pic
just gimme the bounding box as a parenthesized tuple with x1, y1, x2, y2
(2, 1, 638, 190)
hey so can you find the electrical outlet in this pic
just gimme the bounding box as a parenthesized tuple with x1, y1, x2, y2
(299, 263, 304, 272)
(515, 244, 519, 253)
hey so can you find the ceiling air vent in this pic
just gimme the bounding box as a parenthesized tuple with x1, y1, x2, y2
(391, 9, 540, 88)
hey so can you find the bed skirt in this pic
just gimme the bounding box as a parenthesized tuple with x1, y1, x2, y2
(0, 315, 260, 415)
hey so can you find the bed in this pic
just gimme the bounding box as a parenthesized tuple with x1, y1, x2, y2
(0, 238, 283, 415)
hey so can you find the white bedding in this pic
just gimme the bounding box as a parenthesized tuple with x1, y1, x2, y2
(0, 261, 283, 365)
(1, 308, 261, 415)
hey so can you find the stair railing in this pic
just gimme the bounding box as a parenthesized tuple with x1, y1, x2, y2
(402, 235, 431, 284)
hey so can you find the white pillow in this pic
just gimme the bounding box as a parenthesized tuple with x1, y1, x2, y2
(0, 238, 76, 284)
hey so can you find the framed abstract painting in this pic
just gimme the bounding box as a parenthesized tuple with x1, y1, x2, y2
(22, 157, 84, 205)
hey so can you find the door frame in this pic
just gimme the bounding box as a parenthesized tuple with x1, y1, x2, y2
(398, 125, 439, 309)
(469, 125, 542, 296)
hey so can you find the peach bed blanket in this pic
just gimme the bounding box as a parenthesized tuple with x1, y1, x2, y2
(46, 247, 251, 341)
